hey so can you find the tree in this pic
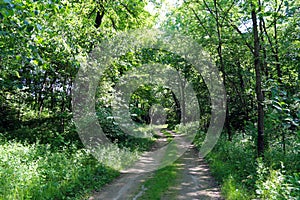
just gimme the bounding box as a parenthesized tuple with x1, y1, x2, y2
(164, 0, 299, 157)
(0, 0, 153, 142)
(251, 1, 264, 157)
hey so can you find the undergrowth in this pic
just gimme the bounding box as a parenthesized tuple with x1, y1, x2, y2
(0, 123, 157, 200)
(196, 133, 300, 200)
(0, 139, 119, 200)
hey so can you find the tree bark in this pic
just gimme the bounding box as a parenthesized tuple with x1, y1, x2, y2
(251, 4, 265, 157)
(95, 9, 105, 29)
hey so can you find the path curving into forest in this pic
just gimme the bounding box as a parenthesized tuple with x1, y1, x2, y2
(88, 131, 223, 200)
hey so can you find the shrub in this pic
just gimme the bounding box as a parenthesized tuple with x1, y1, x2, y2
(255, 160, 300, 200)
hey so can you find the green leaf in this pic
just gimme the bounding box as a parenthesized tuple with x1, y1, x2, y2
(16, 55, 22, 60)
(15, 71, 20, 78)
(30, 60, 38, 66)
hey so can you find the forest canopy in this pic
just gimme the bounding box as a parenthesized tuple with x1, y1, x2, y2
(0, 0, 299, 199)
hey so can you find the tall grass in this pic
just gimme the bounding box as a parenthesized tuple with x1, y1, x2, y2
(0, 124, 156, 200)
(0, 140, 119, 200)
(195, 133, 300, 200)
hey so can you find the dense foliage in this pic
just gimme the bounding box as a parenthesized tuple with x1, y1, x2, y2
(0, 0, 299, 199)
(168, 0, 300, 198)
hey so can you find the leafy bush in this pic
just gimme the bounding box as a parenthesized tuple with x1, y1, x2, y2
(255, 160, 300, 200)
(0, 140, 119, 200)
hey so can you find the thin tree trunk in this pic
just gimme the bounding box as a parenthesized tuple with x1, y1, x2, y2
(60, 77, 67, 133)
(274, 19, 282, 83)
(259, 17, 269, 78)
(38, 71, 48, 116)
(213, 0, 231, 141)
(251, 4, 265, 157)
(181, 77, 186, 125)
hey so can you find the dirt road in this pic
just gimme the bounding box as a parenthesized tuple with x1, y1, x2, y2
(161, 146, 223, 200)
(88, 132, 223, 200)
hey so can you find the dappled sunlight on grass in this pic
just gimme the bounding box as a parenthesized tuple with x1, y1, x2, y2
(0, 140, 119, 200)
(92, 143, 140, 171)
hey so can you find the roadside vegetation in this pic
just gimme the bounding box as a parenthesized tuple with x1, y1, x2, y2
(0, 0, 299, 199)
(0, 138, 119, 200)
(196, 133, 300, 200)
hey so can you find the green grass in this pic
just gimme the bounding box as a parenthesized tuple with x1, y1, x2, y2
(160, 129, 174, 142)
(0, 123, 159, 200)
(199, 135, 258, 199)
(0, 139, 119, 200)
(196, 133, 300, 200)
(135, 134, 182, 200)
(220, 176, 251, 200)
(136, 162, 182, 200)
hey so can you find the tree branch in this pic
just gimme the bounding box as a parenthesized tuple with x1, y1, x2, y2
(109, 17, 117, 30)
(120, 2, 136, 18)
(190, 7, 212, 38)
(216, 4, 255, 54)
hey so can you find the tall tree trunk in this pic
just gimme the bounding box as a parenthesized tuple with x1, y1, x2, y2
(259, 18, 269, 79)
(213, 0, 231, 141)
(50, 78, 56, 110)
(274, 19, 282, 83)
(251, 4, 265, 157)
(170, 89, 181, 125)
(67, 80, 73, 111)
(59, 77, 67, 133)
(180, 76, 186, 125)
(38, 71, 48, 116)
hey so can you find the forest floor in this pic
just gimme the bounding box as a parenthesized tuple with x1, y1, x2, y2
(88, 131, 223, 200)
